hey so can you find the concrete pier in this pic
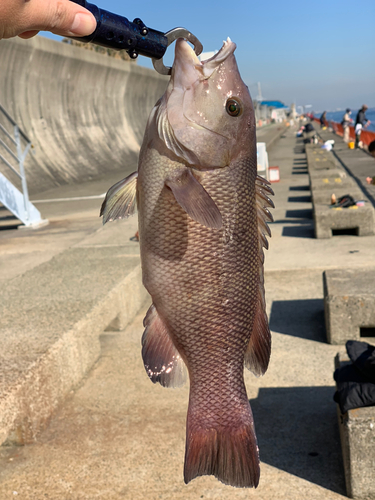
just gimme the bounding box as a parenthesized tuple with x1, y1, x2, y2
(1, 37, 375, 498)
(0, 36, 167, 195)
(2, 123, 371, 499)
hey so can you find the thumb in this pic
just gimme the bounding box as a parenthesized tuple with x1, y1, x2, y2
(18, 0, 97, 39)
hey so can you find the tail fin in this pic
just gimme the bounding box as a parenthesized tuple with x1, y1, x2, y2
(184, 401, 260, 488)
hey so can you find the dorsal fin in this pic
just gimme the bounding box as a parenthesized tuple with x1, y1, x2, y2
(244, 175, 274, 376)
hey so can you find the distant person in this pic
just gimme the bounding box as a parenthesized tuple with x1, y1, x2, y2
(0, 0, 96, 40)
(320, 111, 327, 128)
(341, 108, 353, 143)
(355, 105, 371, 148)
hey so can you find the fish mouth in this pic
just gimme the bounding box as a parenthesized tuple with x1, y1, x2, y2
(162, 37, 239, 167)
(173, 37, 236, 89)
(178, 38, 237, 141)
(201, 37, 237, 78)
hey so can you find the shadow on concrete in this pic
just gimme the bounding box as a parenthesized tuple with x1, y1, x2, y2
(250, 386, 345, 495)
(292, 170, 309, 175)
(286, 209, 313, 219)
(293, 160, 308, 165)
(269, 298, 325, 342)
(0, 224, 21, 231)
(0, 208, 22, 230)
(289, 185, 310, 191)
(293, 147, 305, 155)
(282, 225, 314, 238)
(270, 219, 310, 225)
(288, 196, 312, 203)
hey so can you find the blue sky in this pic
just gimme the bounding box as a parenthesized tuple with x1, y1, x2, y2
(41, 0, 375, 112)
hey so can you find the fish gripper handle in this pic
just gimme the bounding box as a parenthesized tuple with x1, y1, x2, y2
(69, 0, 168, 60)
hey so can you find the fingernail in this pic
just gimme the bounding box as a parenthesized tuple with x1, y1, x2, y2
(70, 13, 96, 36)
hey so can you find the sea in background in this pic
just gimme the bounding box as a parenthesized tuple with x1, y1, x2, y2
(316, 108, 375, 132)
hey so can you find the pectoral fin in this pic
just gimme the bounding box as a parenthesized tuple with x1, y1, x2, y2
(100, 172, 138, 224)
(166, 170, 222, 229)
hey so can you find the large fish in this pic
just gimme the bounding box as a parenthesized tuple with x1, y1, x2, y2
(101, 37, 274, 488)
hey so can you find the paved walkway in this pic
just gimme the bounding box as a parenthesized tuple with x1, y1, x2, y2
(2, 124, 373, 499)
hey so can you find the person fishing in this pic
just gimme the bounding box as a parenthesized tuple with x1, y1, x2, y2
(320, 111, 327, 128)
(341, 108, 353, 143)
(355, 105, 371, 149)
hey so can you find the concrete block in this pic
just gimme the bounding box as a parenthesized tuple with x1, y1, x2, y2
(335, 352, 375, 499)
(314, 203, 375, 239)
(0, 222, 148, 446)
(309, 168, 347, 179)
(306, 152, 338, 170)
(306, 144, 337, 159)
(308, 159, 338, 171)
(324, 268, 375, 344)
(310, 175, 355, 193)
(312, 188, 364, 205)
(305, 144, 342, 174)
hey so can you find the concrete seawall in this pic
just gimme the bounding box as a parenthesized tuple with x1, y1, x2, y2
(0, 36, 168, 195)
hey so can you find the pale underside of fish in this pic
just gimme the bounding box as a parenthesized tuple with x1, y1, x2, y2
(100, 37, 274, 488)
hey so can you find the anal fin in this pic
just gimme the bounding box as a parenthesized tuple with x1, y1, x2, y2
(142, 304, 187, 388)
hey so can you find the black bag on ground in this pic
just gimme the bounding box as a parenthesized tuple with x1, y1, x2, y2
(331, 194, 357, 208)
(334, 341, 375, 414)
(304, 123, 314, 133)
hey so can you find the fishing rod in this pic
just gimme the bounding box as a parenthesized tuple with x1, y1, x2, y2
(69, 0, 203, 75)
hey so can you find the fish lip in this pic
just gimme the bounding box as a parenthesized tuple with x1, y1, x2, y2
(173, 37, 237, 86)
(201, 37, 237, 75)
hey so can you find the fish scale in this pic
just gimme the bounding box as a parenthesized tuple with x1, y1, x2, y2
(100, 37, 273, 488)
(138, 148, 262, 486)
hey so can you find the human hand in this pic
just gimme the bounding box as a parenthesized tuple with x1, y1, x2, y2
(0, 0, 96, 40)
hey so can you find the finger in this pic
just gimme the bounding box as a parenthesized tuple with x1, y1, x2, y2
(4, 0, 97, 39)
(49, 11, 97, 37)
(18, 30, 40, 39)
(30, 0, 97, 36)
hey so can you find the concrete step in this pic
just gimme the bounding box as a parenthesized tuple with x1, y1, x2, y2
(0, 216, 147, 446)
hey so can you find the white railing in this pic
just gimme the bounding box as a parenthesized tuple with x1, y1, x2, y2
(0, 104, 47, 227)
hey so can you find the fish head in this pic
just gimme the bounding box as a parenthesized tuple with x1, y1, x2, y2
(156, 38, 255, 169)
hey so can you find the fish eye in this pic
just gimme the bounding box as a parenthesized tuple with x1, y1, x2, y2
(226, 98, 242, 117)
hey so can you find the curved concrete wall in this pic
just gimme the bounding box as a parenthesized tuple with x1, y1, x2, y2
(0, 36, 167, 195)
